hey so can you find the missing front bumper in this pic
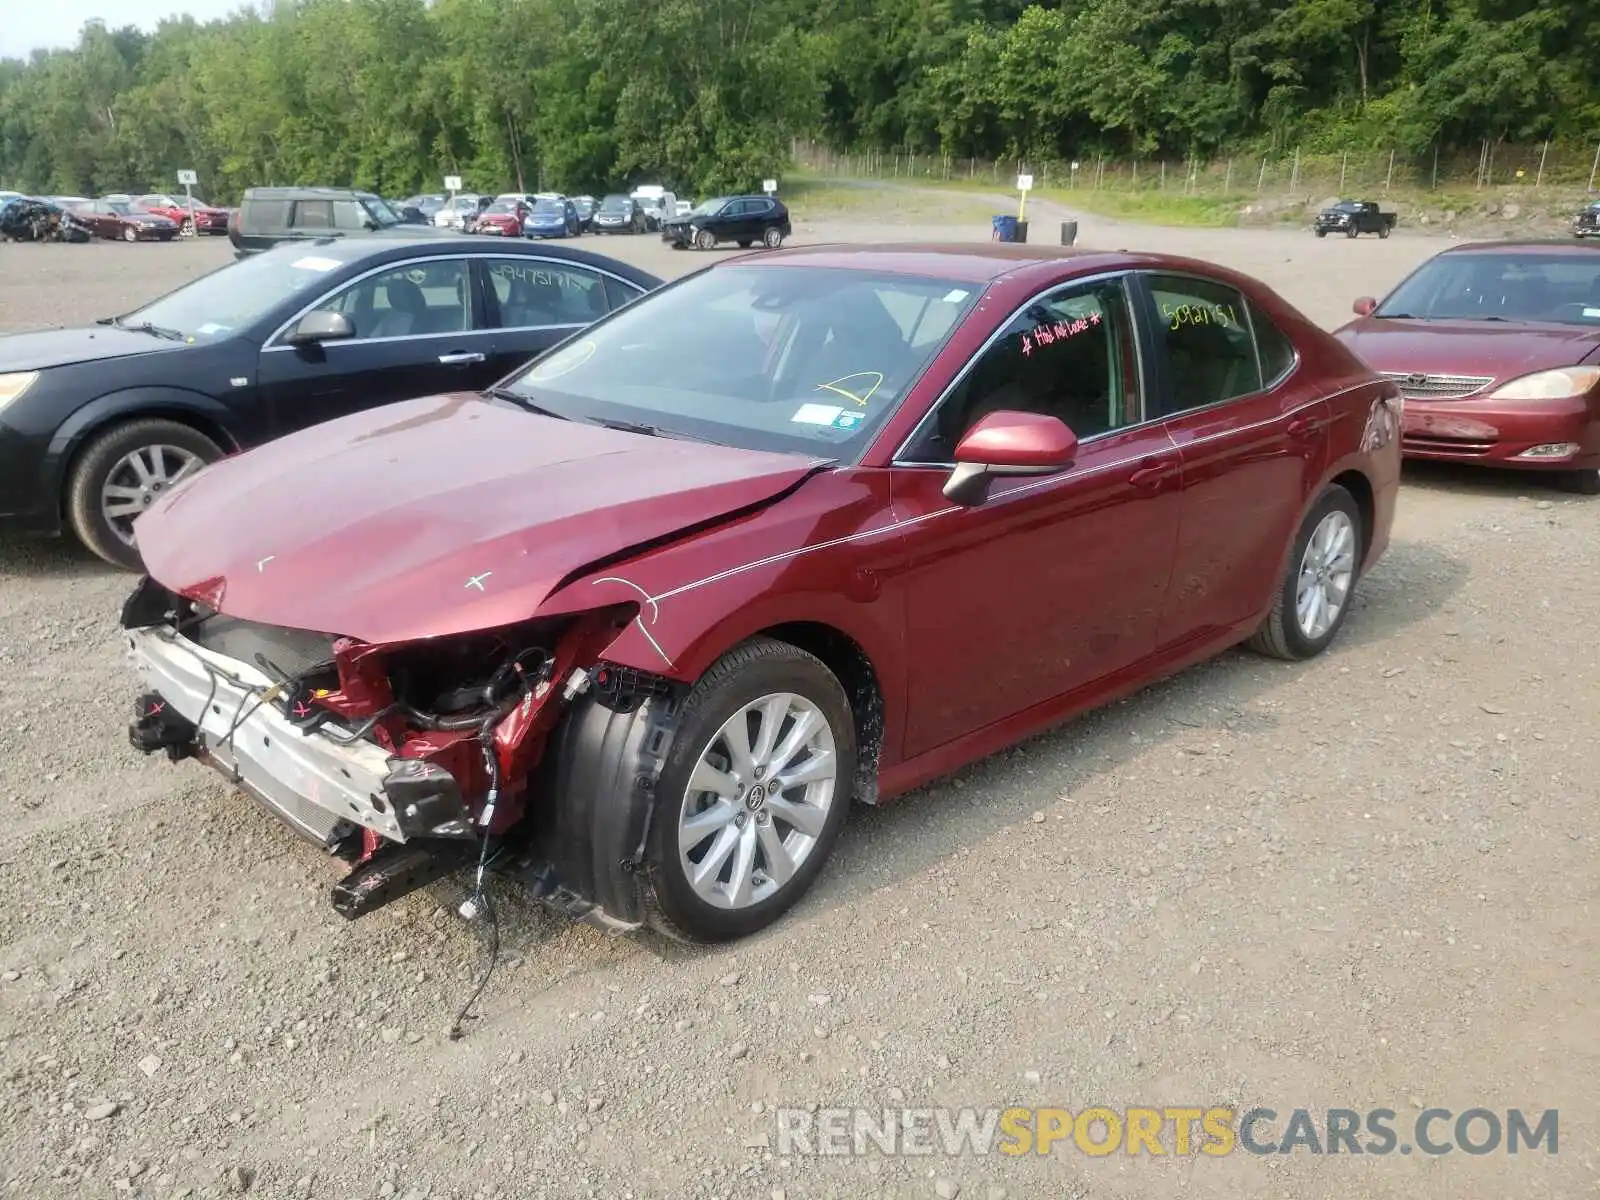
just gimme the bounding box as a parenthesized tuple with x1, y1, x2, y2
(124, 626, 472, 848)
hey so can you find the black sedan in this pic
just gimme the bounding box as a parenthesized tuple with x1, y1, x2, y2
(0, 236, 660, 569)
(660, 195, 790, 250)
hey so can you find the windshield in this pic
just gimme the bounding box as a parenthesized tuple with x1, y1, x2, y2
(690, 197, 729, 217)
(532, 200, 564, 216)
(117, 247, 352, 341)
(485, 200, 520, 214)
(498, 265, 982, 457)
(599, 195, 630, 212)
(107, 201, 132, 215)
(362, 196, 402, 226)
(1376, 253, 1600, 324)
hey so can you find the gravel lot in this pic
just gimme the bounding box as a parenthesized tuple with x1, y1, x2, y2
(1, 193, 1594, 1200)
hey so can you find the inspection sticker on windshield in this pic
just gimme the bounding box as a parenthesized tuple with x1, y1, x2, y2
(942, 289, 969, 303)
(792, 403, 843, 426)
(290, 256, 341, 272)
(1585, 307, 1600, 318)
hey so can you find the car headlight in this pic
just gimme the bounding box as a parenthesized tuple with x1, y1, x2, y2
(1487, 366, 1600, 400)
(0, 371, 39, 413)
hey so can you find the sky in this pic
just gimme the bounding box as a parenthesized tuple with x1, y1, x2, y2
(1, 0, 247, 61)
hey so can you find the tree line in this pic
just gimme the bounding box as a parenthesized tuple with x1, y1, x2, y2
(0, 0, 1590, 203)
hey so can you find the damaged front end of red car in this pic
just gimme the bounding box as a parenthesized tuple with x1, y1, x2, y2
(120, 575, 678, 928)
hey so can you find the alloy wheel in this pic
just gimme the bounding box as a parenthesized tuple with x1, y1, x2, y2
(1295, 509, 1356, 640)
(676, 691, 838, 910)
(101, 444, 204, 547)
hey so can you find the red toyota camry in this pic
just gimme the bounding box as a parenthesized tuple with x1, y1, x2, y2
(1336, 240, 1600, 492)
(120, 243, 1400, 945)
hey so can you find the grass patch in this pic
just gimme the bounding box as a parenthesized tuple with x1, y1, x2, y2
(781, 172, 1005, 223)
(1032, 188, 1242, 227)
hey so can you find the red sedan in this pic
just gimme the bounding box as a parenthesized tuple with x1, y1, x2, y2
(133, 193, 232, 235)
(121, 244, 1399, 945)
(470, 197, 531, 236)
(1337, 240, 1600, 492)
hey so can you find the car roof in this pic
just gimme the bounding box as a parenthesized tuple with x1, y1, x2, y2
(253, 234, 664, 283)
(244, 186, 379, 200)
(1435, 239, 1600, 256)
(716, 242, 1233, 286)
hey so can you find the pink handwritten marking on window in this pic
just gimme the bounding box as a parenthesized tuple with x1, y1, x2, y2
(1020, 309, 1103, 355)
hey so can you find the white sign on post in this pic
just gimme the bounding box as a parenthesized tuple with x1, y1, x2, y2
(762, 179, 777, 194)
(443, 175, 463, 192)
(176, 169, 198, 186)
(1016, 173, 1034, 191)
(1070, 161, 1080, 171)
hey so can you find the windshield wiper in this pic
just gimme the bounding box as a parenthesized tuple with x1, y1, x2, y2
(484, 384, 570, 420)
(588, 417, 666, 438)
(118, 319, 187, 341)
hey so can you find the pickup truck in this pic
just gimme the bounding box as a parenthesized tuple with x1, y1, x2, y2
(1573, 202, 1600, 238)
(1313, 200, 1397, 239)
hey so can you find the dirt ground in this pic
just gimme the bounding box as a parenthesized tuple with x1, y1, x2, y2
(0, 192, 1594, 1200)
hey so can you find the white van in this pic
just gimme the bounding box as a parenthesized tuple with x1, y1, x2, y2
(629, 185, 677, 231)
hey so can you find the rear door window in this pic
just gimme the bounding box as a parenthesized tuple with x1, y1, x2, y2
(486, 260, 609, 328)
(293, 200, 333, 229)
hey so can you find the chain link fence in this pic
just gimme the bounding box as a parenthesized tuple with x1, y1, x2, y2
(793, 138, 1600, 198)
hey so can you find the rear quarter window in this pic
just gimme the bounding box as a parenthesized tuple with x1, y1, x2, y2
(1248, 301, 1298, 386)
(242, 199, 290, 230)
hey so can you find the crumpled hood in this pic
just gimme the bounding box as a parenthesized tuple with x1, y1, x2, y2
(135, 392, 826, 645)
(1335, 317, 1600, 381)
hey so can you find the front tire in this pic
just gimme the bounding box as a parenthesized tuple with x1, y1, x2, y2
(66, 418, 222, 570)
(121, 225, 137, 243)
(1246, 484, 1363, 661)
(1345, 226, 1358, 238)
(644, 638, 855, 943)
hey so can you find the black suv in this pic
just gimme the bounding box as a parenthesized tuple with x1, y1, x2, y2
(229, 187, 441, 257)
(660, 194, 791, 250)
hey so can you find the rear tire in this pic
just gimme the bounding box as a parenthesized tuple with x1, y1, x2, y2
(1345, 226, 1358, 239)
(1378, 225, 1390, 239)
(644, 637, 855, 943)
(695, 229, 717, 251)
(1245, 484, 1363, 661)
(66, 418, 223, 571)
(763, 227, 784, 249)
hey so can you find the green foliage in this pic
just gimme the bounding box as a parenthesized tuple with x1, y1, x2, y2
(0, 0, 1589, 199)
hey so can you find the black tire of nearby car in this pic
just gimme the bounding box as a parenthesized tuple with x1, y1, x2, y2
(642, 637, 856, 943)
(1558, 468, 1600, 495)
(66, 418, 224, 571)
(696, 229, 717, 251)
(1346, 225, 1358, 238)
(121, 225, 138, 243)
(762, 227, 784, 249)
(1245, 483, 1364, 662)
(1379, 225, 1390, 239)
(1315, 229, 1327, 238)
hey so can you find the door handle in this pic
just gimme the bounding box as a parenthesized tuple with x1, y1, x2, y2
(1127, 456, 1179, 491)
(438, 351, 486, 365)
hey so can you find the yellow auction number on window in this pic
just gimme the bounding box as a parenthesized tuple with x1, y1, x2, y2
(1160, 300, 1240, 331)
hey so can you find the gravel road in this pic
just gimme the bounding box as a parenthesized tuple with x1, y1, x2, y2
(0, 196, 1593, 1200)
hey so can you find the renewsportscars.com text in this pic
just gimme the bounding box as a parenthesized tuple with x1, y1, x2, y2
(773, 1106, 1558, 1158)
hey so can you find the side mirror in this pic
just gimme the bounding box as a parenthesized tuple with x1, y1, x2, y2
(285, 309, 356, 346)
(943, 411, 1079, 506)
(1352, 296, 1377, 316)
